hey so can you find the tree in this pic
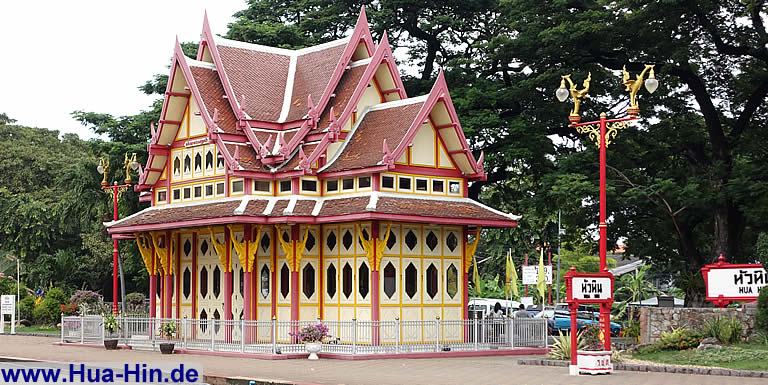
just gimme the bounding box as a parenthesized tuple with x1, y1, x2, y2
(614, 264, 660, 320)
(0, 113, 15, 125)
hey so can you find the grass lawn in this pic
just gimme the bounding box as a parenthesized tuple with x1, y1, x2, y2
(632, 343, 768, 371)
(14, 325, 59, 335)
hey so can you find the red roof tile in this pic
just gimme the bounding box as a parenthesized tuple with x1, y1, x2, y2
(286, 44, 347, 122)
(374, 197, 512, 222)
(217, 46, 290, 122)
(189, 65, 239, 134)
(323, 101, 424, 172)
(314, 64, 367, 132)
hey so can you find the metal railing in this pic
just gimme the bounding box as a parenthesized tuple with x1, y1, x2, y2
(61, 315, 547, 355)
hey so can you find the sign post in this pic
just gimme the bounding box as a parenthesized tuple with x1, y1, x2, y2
(700, 254, 767, 308)
(0, 295, 16, 334)
(564, 267, 614, 375)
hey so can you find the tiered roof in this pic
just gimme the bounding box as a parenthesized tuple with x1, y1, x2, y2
(107, 7, 519, 235)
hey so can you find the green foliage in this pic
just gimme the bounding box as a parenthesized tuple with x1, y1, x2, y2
(469, 274, 506, 299)
(757, 287, 768, 334)
(701, 317, 744, 344)
(548, 331, 585, 360)
(579, 324, 604, 351)
(614, 265, 659, 320)
(632, 344, 768, 371)
(103, 313, 120, 334)
(0, 277, 26, 298)
(32, 287, 70, 325)
(160, 321, 176, 339)
(655, 328, 703, 351)
(18, 296, 35, 321)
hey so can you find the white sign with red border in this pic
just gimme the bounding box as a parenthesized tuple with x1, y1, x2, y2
(571, 277, 613, 301)
(522, 265, 553, 285)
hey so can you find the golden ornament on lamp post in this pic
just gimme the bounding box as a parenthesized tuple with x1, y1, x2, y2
(555, 64, 659, 352)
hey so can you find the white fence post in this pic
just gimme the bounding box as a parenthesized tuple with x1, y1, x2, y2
(60, 313, 64, 344)
(473, 318, 479, 350)
(395, 318, 401, 354)
(509, 317, 514, 347)
(271, 317, 277, 354)
(210, 319, 215, 351)
(182, 318, 187, 350)
(352, 318, 358, 355)
(434, 317, 440, 352)
(240, 319, 245, 353)
(101, 315, 105, 344)
(80, 316, 84, 344)
(543, 319, 548, 348)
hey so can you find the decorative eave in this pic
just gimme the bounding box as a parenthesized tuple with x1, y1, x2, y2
(389, 70, 486, 180)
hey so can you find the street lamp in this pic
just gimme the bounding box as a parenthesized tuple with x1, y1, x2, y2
(97, 153, 140, 314)
(556, 64, 658, 350)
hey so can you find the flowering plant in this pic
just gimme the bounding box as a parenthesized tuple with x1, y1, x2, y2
(292, 322, 330, 343)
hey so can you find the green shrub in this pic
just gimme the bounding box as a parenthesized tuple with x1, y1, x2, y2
(580, 324, 604, 350)
(548, 331, 586, 360)
(757, 287, 768, 334)
(18, 296, 35, 320)
(32, 287, 70, 325)
(701, 317, 744, 344)
(657, 327, 702, 350)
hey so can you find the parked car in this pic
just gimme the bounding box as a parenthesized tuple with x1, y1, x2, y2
(546, 310, 621, 336)
(468, 298, 522, 318)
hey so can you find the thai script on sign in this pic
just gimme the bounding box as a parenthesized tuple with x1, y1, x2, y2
(734, 269, 768, 286)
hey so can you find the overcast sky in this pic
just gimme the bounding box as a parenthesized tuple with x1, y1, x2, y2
(0, 1, 246, 139)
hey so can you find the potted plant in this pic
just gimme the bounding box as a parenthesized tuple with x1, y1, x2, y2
(158, 321, 176, 354)
(103, 313, 120, 350)
(575, 324, 612, 375)
(292, 322, 329, 360)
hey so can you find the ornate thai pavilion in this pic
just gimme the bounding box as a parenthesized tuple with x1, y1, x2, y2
(106, 8, 519, 326)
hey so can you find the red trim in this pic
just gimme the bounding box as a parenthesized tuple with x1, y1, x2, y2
(176, 232, 181, 318)
(200, 15, 243, 121)
(159, 119, 182, 125)
(700, 255, 766, 306)
(166, 91, 191, 97)
(305, 33, 407, 168)
(317, 165, 390, 179)
(148, 274, 157, 318)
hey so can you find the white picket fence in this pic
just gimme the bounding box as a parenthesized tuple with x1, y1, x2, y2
(61, 315, 547, 355)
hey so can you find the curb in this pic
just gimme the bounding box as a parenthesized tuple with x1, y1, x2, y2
(517, 358, 768, 378)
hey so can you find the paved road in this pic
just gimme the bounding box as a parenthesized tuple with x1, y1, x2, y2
(0, 335, 763, 385)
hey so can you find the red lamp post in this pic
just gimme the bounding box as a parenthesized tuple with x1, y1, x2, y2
(556, 64, 659, 350)
(98, 153, 139, 315)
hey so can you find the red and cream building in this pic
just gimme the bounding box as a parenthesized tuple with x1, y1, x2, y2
(106, 9, 519, 328)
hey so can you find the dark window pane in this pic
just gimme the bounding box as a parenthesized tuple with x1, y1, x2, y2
(382, 176, 394, 189)
(173, 157, 181, 175)
(280, 180, 292, 192)
(302, 263, 315, 298)
(216, 182, 225, 195)
(206, 151, 214, 169)
(260, 233, 270, 252)
(386, 230, 397, 250)
(254, 180, 270, 192)
(416, 179, 428, 191)
(305, 231, 316, 251)
(183, 188, 191, 199)
(446, 232, 459, 252)
(327, 263, 337, 298)
(200, 267, 208, 298)
(342, 230, 353, 250)
(405, 230, 417, 250)
(399, 177, 411, 190)
(200, 239, 209, 255)
(342, 263, 353, 298)
(301, 179, 317, 192)
(232, 180, 244, 193)
(326, 231, 337, 251)
(183, 239, 192, 256)
(426, 263, 438, 299)
(426, 231, 438, 251)
(194, 185, 202, 197)
(280, 264, 290, 298)
(194, 153, 202, 172)
(184, 155, 191, 173)
(183, 268, 191, 299)
(213, 266, 221, 298)
(205, 184, 213, 196)
(239, 268, 244, 296)
(359, 262, 369, 299)
(432, 180, 444, 193)
(260, 265, 270, 298)
(342, 178, 354, 190)
(383, 262, 396, 299)
(358, 176, 371, 188)
(405, 263, 417, 299)
(446, 264, 458, 299)
(449, 181, 461, 194)
(326, 180, 338, 192)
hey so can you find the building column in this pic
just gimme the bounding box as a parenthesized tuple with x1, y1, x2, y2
(149, 274, 157, 318)
(224, 229, 233, 320)
(164, 273, 172, 318)
(289, 225, 300, 343)
(243, 224, 253, 321)
(371, 222, 380, 345)
(175, 233, 181, 318)
(271, 225, 277, 319)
